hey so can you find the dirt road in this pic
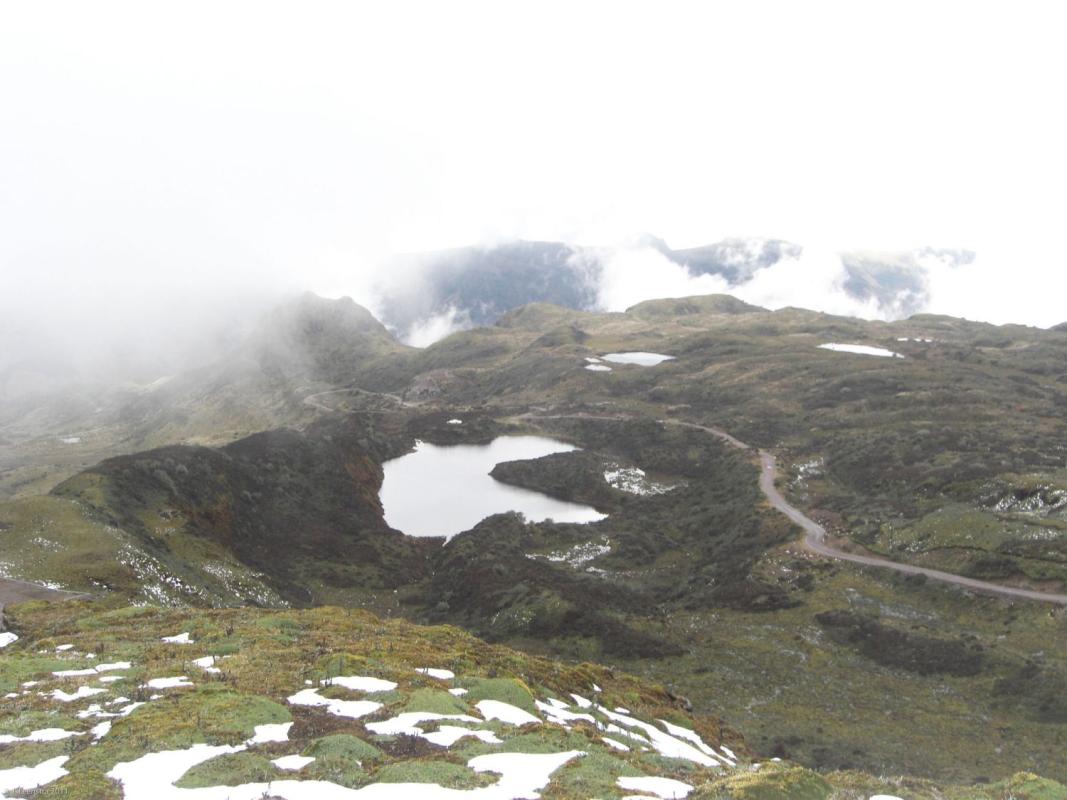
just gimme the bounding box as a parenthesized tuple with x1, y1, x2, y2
(526, 413, 1067, 606)
(0, 577, 89, 631)
(675, 419, 1067, 605)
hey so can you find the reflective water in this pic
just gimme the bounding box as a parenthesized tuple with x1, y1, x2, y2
(380, 435, 607, 538)
(601, 352, 675, 366)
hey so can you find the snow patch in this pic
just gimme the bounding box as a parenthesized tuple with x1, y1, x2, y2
(287, 688, 383, 720)
(603, 464, 673, 495)
(272, 754, 316, 771)
(476, 700, 540, 726)
(416, 668, 455, 680)
(329, 676, 398, 693)
(51, 685, 107, 702)
(0, 755, 69, 795)
(192, 656, 221, 674)
(366, 711, 480, 736)
(601, 352, 675, 366)
(0, 728, 83, 744)
(617, 774, 694, 798)
(161, 632, 194, 644)
(423, 726, 503, 747)
(145, 676, 192, 689)
(247, 722, 293, 744)
(818, 343, 902, 358)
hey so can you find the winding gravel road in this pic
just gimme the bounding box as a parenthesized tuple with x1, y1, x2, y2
(670, 419, 1067, 606)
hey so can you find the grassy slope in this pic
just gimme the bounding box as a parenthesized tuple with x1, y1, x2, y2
(2, 600, 1063, 800)
(4, 295, 1067, 786)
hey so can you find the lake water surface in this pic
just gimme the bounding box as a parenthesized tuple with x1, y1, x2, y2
(601, 352, 675, 366)
(380, 435, 607, 538)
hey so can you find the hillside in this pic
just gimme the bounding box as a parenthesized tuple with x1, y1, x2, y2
(0, 293, 413, 502)
(2, 601, 1063, 799)
(3, 295, 1067, 785)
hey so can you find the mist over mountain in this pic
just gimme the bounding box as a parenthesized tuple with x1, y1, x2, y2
(371, 236, 979, 345)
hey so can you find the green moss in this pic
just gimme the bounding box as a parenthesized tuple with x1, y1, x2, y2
(304, 734, 384, 763)
(174, 752, 279, 788)
(373, 758, 494, 789)
(0, 740, 72, 769)
(300, 734, 384, 788)
(992, 772, 1067, 800)
(462, 678, 537, 715)
(548, 751, 642, 796)
(399, 688, 470, 715)
(0, 710, 82, 737)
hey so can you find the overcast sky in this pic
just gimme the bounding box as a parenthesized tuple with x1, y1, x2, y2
(2, 0, 1066, 366)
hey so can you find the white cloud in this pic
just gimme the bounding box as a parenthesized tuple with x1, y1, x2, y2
(0, 0, 1065, 376)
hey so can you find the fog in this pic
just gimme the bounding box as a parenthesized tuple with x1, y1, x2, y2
(2, 1, 1066, 387)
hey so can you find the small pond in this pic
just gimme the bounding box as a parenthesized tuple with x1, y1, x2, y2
(380, 435, 607, 539)
(601, 352, 675, 366)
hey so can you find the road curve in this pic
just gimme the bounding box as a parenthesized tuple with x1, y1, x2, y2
(672, 420, 1067, 605)
(303, 386, 408, 413)
(0, 577, 89, 628)
(524, 413, 1067, 606)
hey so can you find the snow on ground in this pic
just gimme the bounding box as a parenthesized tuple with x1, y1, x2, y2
(53, 661, 130, 677)
(818, 343, 903, 358)
(447, 419, 463, 425)
(366, 711, 481, 736)
(617, 774, 694, 798)
(659, 720, 737, 765)
(475, 700, 540, 726)
(330, 675, 398, 692)
(161, 632, 194, 644)
(603, 464, 673, 495)
(287, 688, 382, 719)
(108, 742, 583, 800)
(601, 352, 675, 366)
(0, 727, 82, 744)
(597, 707, 725, 767)
(449, 687, 469, 696)
(570, 693, 592, 709)
(2, 656, 738, 798)
(528, 540, 610, 570)
(247, 722, 293, 744)
(145, 676, 193, 689)
(0, 632, 17, 648)
(192, 655, 221, 674)
(535, 699, 596, 726)
(585, 364, 612, 372)
(52, 685, 107, 702)
(416, 668, 455, 680)
(160, 631, 194, 644)
(0, 755, 69, 795)
(423, 725, 503, 747)
(272, 754, 316, 771)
